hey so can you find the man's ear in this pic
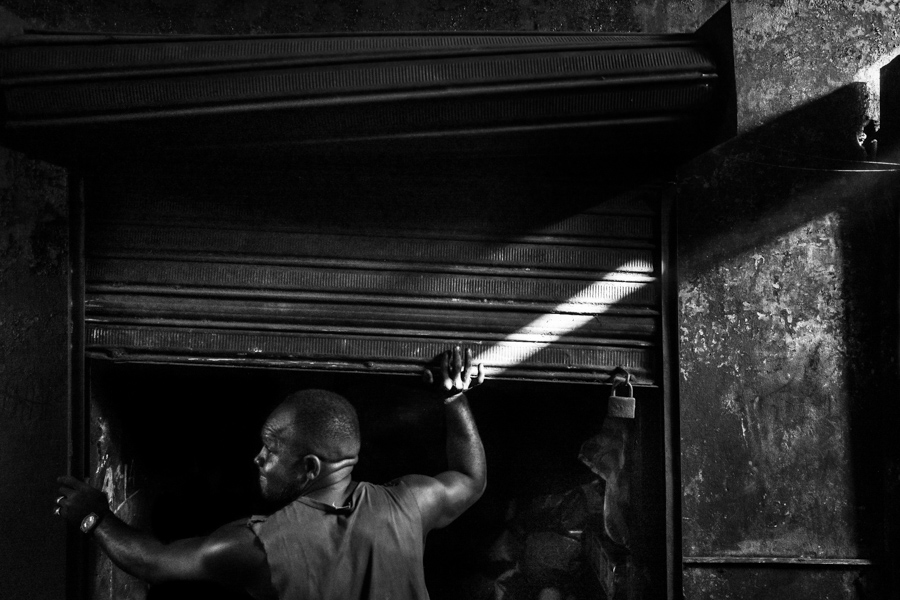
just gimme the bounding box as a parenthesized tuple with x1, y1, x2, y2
(303, 455, 322, 480)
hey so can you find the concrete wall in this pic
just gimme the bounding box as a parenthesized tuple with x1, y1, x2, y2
(0, 1, 898, 599)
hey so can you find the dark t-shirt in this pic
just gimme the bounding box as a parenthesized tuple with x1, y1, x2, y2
(249, 481, 429, 600)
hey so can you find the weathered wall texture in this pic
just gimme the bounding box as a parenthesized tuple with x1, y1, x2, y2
(681, 212, 856, 556)
(668, 0, 900, 127)
(675, 1, 900, 598)
(1, 1, 898, 599)
(0, 149, 69, 599)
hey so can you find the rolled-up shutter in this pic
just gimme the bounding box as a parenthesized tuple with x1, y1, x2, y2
(0, 30, 728, 384)
(84, 162, 666, 384)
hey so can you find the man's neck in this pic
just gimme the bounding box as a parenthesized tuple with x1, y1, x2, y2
(303, 468, 356, 507)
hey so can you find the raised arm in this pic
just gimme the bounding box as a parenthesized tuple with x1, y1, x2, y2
(55, 476, 272, 596)
(403, 347, 487, 532)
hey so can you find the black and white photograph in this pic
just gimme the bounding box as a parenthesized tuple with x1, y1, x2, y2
(1, 1, 898, 599)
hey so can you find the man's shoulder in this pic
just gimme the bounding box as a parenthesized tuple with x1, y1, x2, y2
(367, 475, 440, 519)
(351, 478, 419, 508)
(207, 519, 266, 555)
(382, 474, 440, 497)
(382, 474, 433, 488)
(197, 519, 273, 597)
(365, 476, 432, 501)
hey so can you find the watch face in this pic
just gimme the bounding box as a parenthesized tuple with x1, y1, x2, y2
(80, 513, 97, 533)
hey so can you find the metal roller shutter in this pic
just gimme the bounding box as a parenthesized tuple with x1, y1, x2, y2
(83, 162, 666, 384)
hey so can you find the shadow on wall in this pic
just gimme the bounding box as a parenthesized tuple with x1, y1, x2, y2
(678, 82, 886, 278)
(677, 78, 899, 596)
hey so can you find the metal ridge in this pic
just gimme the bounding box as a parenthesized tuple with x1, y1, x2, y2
(5, 48, 715, 117)
(683, 556, 874, 568)
(85, 324, 656, 379)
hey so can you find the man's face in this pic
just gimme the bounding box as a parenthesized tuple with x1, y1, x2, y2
(254, 408, 305, 506)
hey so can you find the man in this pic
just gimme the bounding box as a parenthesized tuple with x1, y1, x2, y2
(55, 347, 486, 599)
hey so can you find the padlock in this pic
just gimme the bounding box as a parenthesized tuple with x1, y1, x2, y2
(607, 380, 635, 419)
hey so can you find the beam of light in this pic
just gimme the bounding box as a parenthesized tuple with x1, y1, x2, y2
(472, 267, 650, 375)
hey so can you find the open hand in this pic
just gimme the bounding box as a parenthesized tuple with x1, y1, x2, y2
(422, 346, 485, 401)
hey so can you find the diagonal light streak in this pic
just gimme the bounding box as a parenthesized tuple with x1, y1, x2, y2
(472, 267, 650, 374)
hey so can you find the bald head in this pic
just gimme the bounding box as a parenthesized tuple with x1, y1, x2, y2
(273, 389, 361, 462)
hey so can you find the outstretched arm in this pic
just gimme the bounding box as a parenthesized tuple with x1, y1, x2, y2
(403, 347, 487, 532)
(55, 476, 271, 596)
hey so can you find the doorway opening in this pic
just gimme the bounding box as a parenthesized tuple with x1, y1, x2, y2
(88, 360, 665, 600)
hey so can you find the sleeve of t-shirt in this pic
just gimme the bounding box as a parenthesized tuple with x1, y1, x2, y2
(380, 479, 425, 534)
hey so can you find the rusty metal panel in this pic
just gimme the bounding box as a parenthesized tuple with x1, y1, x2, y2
(83, 166, 666, 384)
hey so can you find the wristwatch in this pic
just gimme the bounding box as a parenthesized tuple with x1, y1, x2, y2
(80, 512, 104, 535)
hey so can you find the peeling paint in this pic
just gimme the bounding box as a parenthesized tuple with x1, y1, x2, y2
(679, 210, 865, 558)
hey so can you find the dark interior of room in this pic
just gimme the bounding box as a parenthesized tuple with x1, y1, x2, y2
(89, 361, 666, 600)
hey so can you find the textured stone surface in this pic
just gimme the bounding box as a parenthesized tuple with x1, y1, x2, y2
(676, 0, 899, 572)
(667, 1, 900, 129)
(729, 0, 900, 128)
